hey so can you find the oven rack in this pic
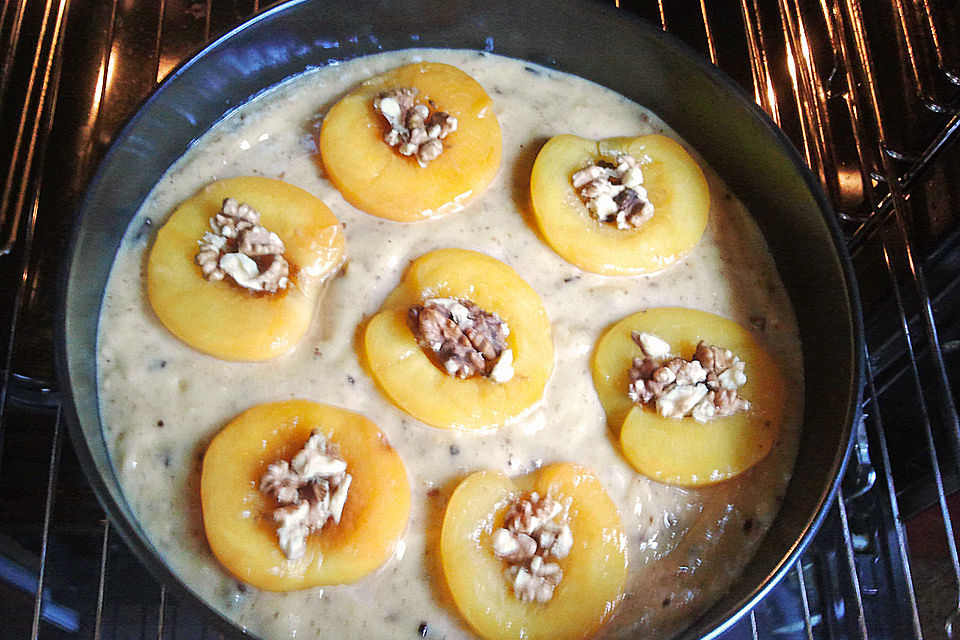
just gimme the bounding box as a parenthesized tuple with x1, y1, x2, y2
(0, 0, 958, 639)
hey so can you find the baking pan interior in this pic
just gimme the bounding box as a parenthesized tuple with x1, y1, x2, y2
(57, 0, 863, 638)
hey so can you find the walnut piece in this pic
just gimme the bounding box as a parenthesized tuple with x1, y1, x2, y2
(571, 153, 654, 229)
(627, 332, 750, 423)
(195, 198, 289, 294)
(408, 298, 513, 382)
(374, 87, 458, 167)
(492, 488, 573, 604)
(634, 332, 671, 359)
(259, 429, 351, 561)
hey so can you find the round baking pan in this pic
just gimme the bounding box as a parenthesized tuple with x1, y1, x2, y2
(56, 0, 864, 637)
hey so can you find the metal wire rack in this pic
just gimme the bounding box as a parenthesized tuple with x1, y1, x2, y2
(1, 0, 959, 638)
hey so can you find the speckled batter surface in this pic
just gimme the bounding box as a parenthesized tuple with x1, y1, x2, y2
(97, 49, 803, 640)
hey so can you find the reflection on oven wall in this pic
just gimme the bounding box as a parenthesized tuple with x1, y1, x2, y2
(0, 0, 958, 638)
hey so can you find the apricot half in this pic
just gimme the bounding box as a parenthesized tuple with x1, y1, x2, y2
(440, 463, 627, 640)
(592, 307, 785, 487)
(362, 248, 553, 430)
(530, 134, 709, 275)
(201, 400, 410, 591)
(319, 62, 502, 221)
(147, 177, 345, 361)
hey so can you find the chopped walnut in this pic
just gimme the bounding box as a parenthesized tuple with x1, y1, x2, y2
(627, 333, 750, 423)
(634, 332, 671, 359)
(258, 429, 351, 561)
(692, 341, 734, 373)
(195, 198, 289, 294)
(571, 153, 654, 229)
(374, 87, 458, 167)
(492, 488, 573, 604)
(408, 298, 513, 382)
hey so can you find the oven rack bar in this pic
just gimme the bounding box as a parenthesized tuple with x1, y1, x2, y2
(754, 1, 960, 638)
(0, 0, 958, 638)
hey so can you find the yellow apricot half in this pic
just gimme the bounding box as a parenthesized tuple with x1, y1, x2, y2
(592, 307, 785, 487)
(319, 62, 502, 221)
(362, 248, 553, 430)
(200, 399, 410, 591)
(530, 134, 709, 275)
(146, 177, 345, 361)
(440, 463, 627, 640)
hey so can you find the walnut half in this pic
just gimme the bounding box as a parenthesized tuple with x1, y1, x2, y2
(408, 298, 514, 382)
(195, 198, 290, 294)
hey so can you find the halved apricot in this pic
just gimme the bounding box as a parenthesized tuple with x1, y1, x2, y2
(146, 177, 345, 361)
(530, 134, 709, 275)
(200, 399, 410, 591)
(319, 62, 502, 221)
(592, 307, 785, 487)
(362, 248, 553, 430)
(440, 463, 627, 640)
